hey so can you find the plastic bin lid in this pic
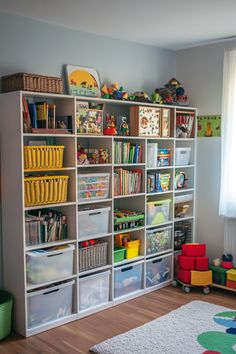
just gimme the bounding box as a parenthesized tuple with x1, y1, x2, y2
(146, 225, 172, 234)
(147, 199, 171, 205)
(79, 269, 111, 282)
(27, 280, 75, 298)
(77, 173, 110, 178)
(78, 205, 111, 214)
(26, 244, 75, 257)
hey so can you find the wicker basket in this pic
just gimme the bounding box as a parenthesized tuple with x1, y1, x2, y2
(24, 175, 69, 206)
(79, 242, 108, 272)
(24, 145, 65, 170)
(2, 73, 63, 94)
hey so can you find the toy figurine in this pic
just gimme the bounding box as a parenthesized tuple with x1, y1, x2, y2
(103, 113, 117, 135)
(116, 116, 130, 136)
(101, 82, 128, 100)
(77, 144, 89, 165)
(131, 91, 151, 103)
(155, 77, 189, 106)
(151, 92, 163, 104)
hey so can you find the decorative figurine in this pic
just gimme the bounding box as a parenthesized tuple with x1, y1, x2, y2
(116, 116, 130, 136)
(103, 113, 117, 135)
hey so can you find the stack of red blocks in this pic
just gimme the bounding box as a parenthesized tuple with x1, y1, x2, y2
(177, 243, 212, 285)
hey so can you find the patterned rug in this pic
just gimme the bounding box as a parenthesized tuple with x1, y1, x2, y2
(90, 301, 236, 354)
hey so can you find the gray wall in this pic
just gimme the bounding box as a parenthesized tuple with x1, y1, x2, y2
(0, 12, 176, 286)
(176, 40, 236, 262)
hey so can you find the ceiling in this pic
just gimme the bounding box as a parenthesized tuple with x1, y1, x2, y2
(1, 0, 236, 50)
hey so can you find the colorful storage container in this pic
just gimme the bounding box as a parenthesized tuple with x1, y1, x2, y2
(146, 254, 172, 288)
(182, 243, 206, 257)
(146, 226, 172, 256)
(178, 255, 195, 270)
(226, 280, 236, 289)
(146, 199, 171, 226)
(209, 265, 227, 285)
(124, 240, 140, 259)
(195, 256, 209, 271)
(24, 145, 65, 170)
(191, 270, 212, 286)
(226, 269, 236, 282)
(24, 175, 69, 206)
(114, 247, 126, 263)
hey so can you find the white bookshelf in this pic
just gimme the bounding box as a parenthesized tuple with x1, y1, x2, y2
(0, 91, 197, 337)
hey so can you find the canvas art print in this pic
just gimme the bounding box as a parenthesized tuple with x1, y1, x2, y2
(138, 107, 161, 136)
(65, 65, 100, 97)
(197, 115, 221, 137)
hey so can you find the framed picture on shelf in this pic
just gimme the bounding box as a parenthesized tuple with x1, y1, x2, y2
(65, 65, 101, 97)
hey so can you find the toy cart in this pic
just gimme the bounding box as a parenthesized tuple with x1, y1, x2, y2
(172, 278, 210, 294)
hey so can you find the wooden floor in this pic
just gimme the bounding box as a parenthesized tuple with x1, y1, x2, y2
(0, 286, 235, 354)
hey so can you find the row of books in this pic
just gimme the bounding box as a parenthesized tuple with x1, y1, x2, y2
(25, 209, 67, 246)
(22, 97, 72, 133)
(176, 113, 194, 138)
(147, 172, 171, 193)
(114, 142, 142, 164)
(114, 168, 142, 196)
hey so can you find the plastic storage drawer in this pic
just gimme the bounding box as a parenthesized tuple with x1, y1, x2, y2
(146, 253, 172, 288)
(79, 270, 110, 311)
(26, 244, 75, 284)
(175, 148, 191, 166)
(78, 173, 110, 202)
(146, 226, 172, 256)
(78, 205, 110, 238)
(146, 199, 171, 226)
(27, 280, 74, 329)
(114, 261, 143, 298)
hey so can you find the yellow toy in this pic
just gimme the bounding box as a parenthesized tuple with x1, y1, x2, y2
(191, 270, 212, 286)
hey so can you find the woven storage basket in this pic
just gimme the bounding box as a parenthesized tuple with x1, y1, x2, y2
(79, 242, 108, 272)
(24, 175, 69, 206)
(2, 73, 63, 94)
(24, 146, 65, 170)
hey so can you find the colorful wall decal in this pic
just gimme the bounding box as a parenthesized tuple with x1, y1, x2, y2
(197, 115, 221, 137)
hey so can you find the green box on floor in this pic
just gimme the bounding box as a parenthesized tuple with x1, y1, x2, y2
(114, 247, 126, 263)
(209, 265, 227, 285)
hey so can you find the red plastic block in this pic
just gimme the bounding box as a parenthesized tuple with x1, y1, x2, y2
(222, 261, 233, 269)
(195, 256, 209, 271)
(178, 255, 195, 270)
(226, 280, 236, 289)
(182, 243, 206, 257)
(177, 268, 191, 284)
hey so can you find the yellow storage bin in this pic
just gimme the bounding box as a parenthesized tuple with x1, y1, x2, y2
(24, 175, 69, 206)
(124, 240, 140, 259)
(191, 270, 212, 286)
(24, 146, 65, 170)
(226, 269, 236, 282)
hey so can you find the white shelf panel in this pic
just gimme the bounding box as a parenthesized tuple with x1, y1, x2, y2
(174, 188, 195, 194)
(174, 216, 194, 222)
(23, 133, 75, 138)
(77, 198, 113, 205)
(146, 190, 173, 196)
(175, 138, 195, 141)
(113, 193, 146, 199)
(24, 167, 76, 173)
(146, 249, 173, 259)
(77, 134, 112, 139)
(24, 201, 76, 211)
(146, 166, 174, 170)
(78, 233, 112, 242)
(174, 164, 195, 168)
(146, 221, 173, 229)
(114, 163, 145, 167)
(77, 164, 112, 168)
(26, 275, 77, 291)
(113, 255, 144, 267)
(25, 239, 77, 251)
(114, 226, 145, 235)
(78, 264, 112, 276)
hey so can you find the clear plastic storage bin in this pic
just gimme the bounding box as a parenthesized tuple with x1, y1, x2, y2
(78, 173, 110, 202)
(78, 205, 110, 238)
(146, 226, 172, 256)
(146, 253, 172, 288)
(175, 148, 191, 166)
(27, 280, 74, 329)
(146, 199, 171, 225)
(79, 270, 110, 311)
(114, 261, 143, 298)
(26, 244, 75, 284)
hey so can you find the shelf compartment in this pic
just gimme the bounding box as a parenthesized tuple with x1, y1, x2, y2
(77, 135, 112, 165)
(146, 198, 172, 226)
(78, 270, 111, 312)
(25, 239, 77, 252)
(27, 279, 75, 329)
(114, 255, 144, 267)
(146, 253, 172, 288)
(114, 260, 144, 298)
(146, 225, 172, 257)
(78, 205, 111, 239)
(77, 172, 110, 202)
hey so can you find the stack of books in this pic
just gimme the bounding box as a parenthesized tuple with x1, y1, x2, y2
(114, 168, 142, 196)
(114, 142, 142, 164)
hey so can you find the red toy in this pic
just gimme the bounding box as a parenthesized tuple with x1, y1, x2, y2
(195, 256, 209, 271)
(182, 243, 206, 257)
(103, 114, 117, 135)
(177, 268, 191, 284)
(178, 255, 195, 270)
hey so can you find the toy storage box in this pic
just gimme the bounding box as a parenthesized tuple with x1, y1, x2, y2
(79, 270, 110, 311)
(77, 173, 110, 202)
(146, 199, 171, 225)
(26, 244, 75, 284)
(209, 265, 227, 285)
(177, 268, 191, 284)
(114, 262, 143, 298)
(146, 226, 172, 256)
(182, 243, 206, 257)
(78, 205, 110, 238)
(178, 255, 195, 270)
(146, 254, 172, 288)
(27, 280, 74, 329)
(175, 148, 191, 166)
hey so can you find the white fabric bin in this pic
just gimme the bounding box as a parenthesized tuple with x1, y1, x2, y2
(26, 244, 75, 284)
(78, 205, 110, 238)
(79, 270, 110, 311)
(175, 148, 191, 166)
(27, 280, 74, 329)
